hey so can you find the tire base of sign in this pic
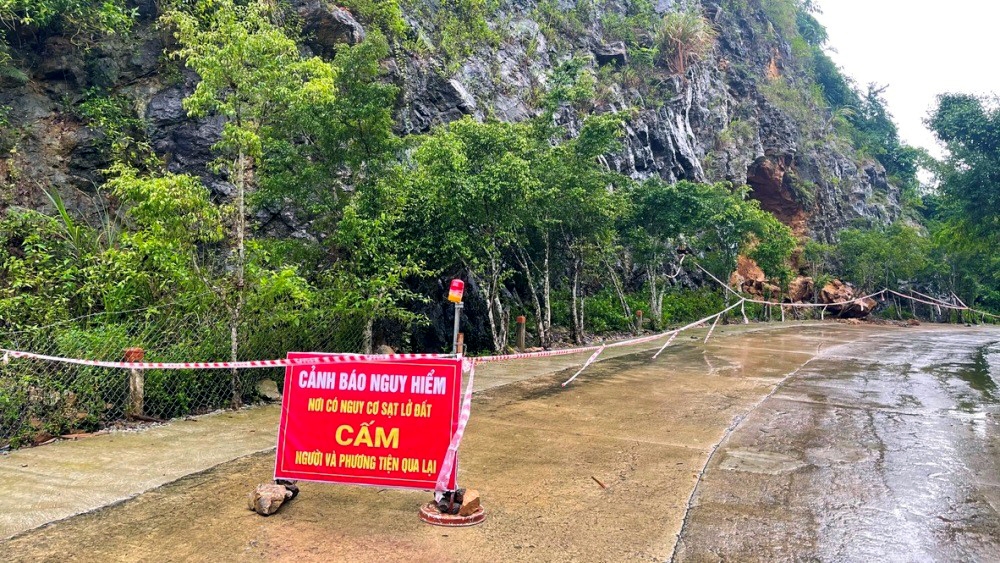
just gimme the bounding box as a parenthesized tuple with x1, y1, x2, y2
(418, 502, 486, 527)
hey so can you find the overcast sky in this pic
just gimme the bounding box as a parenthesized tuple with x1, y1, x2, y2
(815, 1, 1000, 158)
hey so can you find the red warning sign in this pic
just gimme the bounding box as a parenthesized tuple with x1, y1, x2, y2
(274, 353, 462, 490)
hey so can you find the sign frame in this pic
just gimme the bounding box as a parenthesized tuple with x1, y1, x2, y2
(274, 352, 462, 491)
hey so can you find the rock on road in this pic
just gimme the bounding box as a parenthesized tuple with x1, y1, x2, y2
(2, 324, 998, 562)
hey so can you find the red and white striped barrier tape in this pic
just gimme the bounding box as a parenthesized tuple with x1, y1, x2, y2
(3, 284, 995, 374)
(0, 349, 453, 370)
(907, 288, 957, 308)
(561, 345, 606, 387)
(435, 358, 476, 497)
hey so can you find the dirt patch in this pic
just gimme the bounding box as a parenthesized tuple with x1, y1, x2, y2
(747, 155, 810, 237)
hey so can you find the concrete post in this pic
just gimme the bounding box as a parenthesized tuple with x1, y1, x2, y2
(516, 316, 526, 352)
(124, 347, 145, 418)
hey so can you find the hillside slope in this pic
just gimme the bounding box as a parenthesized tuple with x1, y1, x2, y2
(0, 0, 898, 241)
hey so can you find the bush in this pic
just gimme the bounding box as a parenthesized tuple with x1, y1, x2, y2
(338, 0, 406, 38)
(660, 288, 726, 326)
(656, 9, 717, 75)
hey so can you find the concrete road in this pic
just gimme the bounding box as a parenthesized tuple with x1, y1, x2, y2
(0, 323, 696, 541)
(674, 325, 1000, 561)
(2, 324, 998, 562)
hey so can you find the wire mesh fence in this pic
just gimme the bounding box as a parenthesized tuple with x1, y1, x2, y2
(0, 301, 367, 450)
(3, 282, 995, 451)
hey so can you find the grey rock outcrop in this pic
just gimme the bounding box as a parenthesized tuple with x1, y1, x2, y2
(146, 73, 230, 197)
(592, 41, 628, 66)
(296, 0, 366, 57)
(0, 0, 900, 241)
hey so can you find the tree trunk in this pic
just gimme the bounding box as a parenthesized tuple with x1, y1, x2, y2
(647, 264, 662, 331)
(362, 315, 374, 354)
(514, 247, 546, 347)
(230, 303, 241, 409)
(570, 258, 583, 345)
(542, 239, 552, 347)
(475, 256, 509, 353)
(230, 148, 247, 410)
(606, 261, 635, 333)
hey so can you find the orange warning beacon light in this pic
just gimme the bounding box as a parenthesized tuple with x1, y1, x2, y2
(448, 279, 465, 303)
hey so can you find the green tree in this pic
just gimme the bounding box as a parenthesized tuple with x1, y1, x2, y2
(927, 94, 1000, 232)
(626, 180, 795, 318)
(258, 31, 400, 220)
(398, 117, 535, 352)
(100, 165, 223, 311)
(835, 223, 929, 293)
(163, 0, 335, 406)
(802, 239, 834, 302)
(624, 179, 715, 328)
(925, 93, 1000, 311)
(519, 113, 626, 344)
(333, 176, 431, 353)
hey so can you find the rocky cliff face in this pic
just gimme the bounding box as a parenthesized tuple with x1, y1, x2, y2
(0, 0, 900, 242)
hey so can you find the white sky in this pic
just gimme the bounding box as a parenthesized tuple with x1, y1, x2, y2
(815, 1, 1000, 158)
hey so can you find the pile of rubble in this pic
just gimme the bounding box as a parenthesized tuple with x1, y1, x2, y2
(730, 257, 877, 319)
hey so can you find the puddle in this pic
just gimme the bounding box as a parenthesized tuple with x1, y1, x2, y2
(921, 342, 1000, 409)
(954, 342, 999, 403)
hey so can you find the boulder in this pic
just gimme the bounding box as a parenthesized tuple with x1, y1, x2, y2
(820, 279, 851, 303)
(255, 379, 281, 401)
(820, 279, 877, 318)
(787, 276, 814, 303)
(275, 479, 300, 499)
(248, 483, 294, 516)
(729, 256, 777, 297)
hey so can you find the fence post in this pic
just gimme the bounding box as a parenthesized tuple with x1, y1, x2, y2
(124, 347, 145, 418)
(516, 316, 526, 352)
(635, 310, 643, 334)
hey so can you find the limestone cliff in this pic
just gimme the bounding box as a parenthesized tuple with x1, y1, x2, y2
(0, 0, 900, 241)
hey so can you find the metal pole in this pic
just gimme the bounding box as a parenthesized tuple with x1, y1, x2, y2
(452, 302, 464, 355)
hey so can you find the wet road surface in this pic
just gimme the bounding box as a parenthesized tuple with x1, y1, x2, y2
(675, 327, 1000, 561)
(2, 323, 999, 562)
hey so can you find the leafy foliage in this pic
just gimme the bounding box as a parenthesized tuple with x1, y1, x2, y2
(338, 0, 407, 38)
(77, 92, 158, 170)
(0, 0, 133, 32)
(401, 0, 499, 71)
(835, 223, 929, 293)
(922, 94, 1000, 311)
